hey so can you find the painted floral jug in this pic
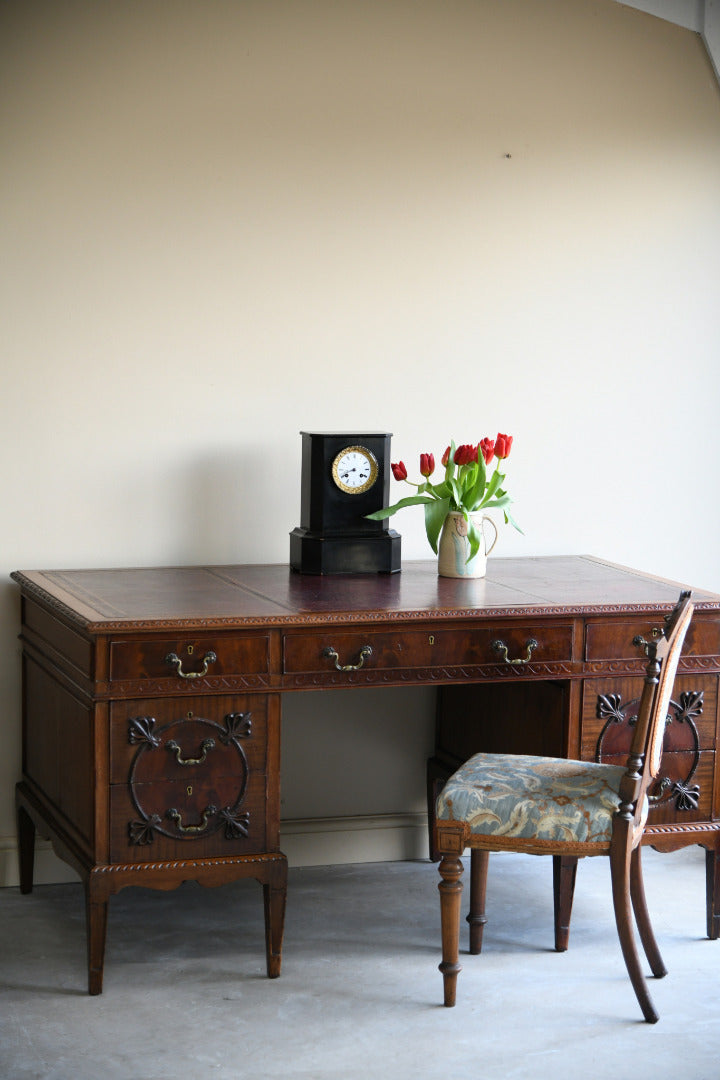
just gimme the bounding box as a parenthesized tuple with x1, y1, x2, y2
(437, 511, 497, 579)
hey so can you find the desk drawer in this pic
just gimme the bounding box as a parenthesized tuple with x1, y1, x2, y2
(581, 675, 717, 825)
(109, 633, 269, 683)
(282, 623, 575, 675)
(109, 695, 270, 861)
(585, 613, 720, 662)
(581, 675, 717, 755)
(110, 695, 266, 782)
(109, 775, 270, 861)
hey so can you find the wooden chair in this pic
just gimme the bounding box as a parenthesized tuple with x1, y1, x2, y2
(435, 590, 693, 1023)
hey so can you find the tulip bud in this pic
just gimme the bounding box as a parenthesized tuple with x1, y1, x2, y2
(419, 453, 435, 478)
(441, 446, 451, 467)
(391, 461, 408, 482)
(494, 434, 513, 460)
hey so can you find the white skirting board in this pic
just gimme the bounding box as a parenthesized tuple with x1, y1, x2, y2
(0, 812, 430, 888)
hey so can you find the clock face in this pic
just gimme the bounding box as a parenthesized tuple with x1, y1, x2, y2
(331, 446, 379, 495)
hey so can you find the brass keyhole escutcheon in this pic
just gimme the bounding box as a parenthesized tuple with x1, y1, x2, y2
(186, 644, 194, 655)
(428, 635, 435, 645)
(186, 785, 193, 796)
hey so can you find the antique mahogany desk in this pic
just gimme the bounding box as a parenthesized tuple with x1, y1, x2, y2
(12, 556, 720, 994)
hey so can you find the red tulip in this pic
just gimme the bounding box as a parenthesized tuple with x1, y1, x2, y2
(391, 461, 408, 482)
(494, 433, 513, 460)
(441, 445, 451, 467)
(419, 453, 435, 478)
(454, 443, 478, 466)
(479, 438, 495, 465)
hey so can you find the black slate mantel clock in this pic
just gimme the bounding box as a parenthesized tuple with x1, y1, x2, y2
(289, 431, 401, 574)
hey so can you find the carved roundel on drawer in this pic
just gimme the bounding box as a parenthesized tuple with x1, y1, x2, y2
(126, 711, 252, 844)
(595, 690, 703, 813)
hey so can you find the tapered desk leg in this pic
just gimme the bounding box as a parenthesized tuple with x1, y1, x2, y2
(85, 877, 109, 996)
(16, 798, 36, 895)
(263, 856, 288, 978)
(706, 839, 720, 940)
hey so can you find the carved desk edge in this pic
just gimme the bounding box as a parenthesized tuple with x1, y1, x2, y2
(10, 574, 720, 635)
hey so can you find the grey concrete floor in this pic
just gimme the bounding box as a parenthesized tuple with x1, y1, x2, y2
(1, 847, 718, 1080)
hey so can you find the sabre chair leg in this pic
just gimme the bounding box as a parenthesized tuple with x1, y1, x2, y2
(610, 842, 659, 1023)
(467, 849, 489, 954)
(553, 855, 578, 952)
(438, 855, 464, 1006)
(630, 845, 666, 978)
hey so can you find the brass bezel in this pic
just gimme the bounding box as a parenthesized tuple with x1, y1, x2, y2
(331, 445, 379, 495)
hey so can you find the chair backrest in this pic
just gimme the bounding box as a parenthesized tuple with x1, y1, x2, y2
(617, 591, 694, 826)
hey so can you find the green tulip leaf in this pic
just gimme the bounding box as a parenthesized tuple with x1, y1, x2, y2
(481, 468, 504, 504)
(504, 509, 524, 534)
(483, 493, 511, 511)
(466, 517, 483, 563)
(444, 442, 457, 483)
(431, 479, 452, 500)
(464, 456, 487, 511)
(424, 497, 451, 554)
(365, 494, 435, 520)
(449, 477, 463, 508)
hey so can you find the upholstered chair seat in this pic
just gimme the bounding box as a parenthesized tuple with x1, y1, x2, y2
(437, 753, 648, 852)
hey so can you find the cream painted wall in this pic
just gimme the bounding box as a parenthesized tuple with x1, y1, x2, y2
(2, 0, 719, 882)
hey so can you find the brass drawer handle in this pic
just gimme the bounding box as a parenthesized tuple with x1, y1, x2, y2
(166, 805, 217, 834)
(165, 738, 215, 766)
(165, 650, 217, 679)
(321, 644, 373, 672)
(491, 638, 538, 665)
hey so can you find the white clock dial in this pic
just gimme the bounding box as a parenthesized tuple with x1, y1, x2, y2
(331, 446, 379, 495)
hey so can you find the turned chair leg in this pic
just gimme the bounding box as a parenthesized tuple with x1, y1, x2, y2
(438, 855, 464, 1006)
(467, 849, 489, 954)
(553, 855, 578, 952)
(610, 843, 659, 1023)
(629, 845, 666, 978)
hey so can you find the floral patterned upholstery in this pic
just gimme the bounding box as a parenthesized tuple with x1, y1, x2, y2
(437, 753, 648, 848)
